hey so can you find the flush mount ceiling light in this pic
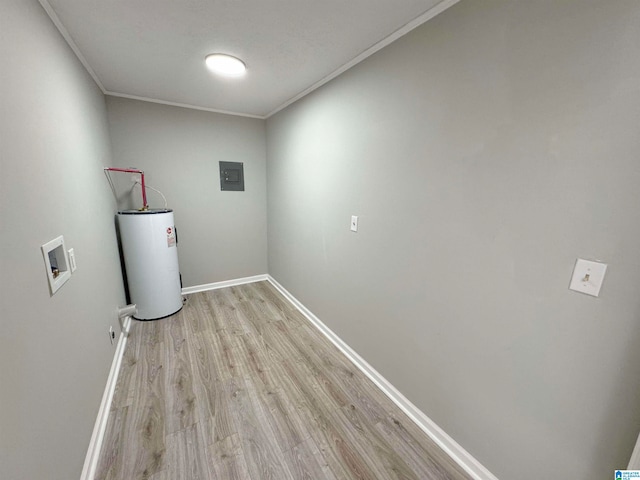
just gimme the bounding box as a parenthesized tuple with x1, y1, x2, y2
(205, 53, 246, 77)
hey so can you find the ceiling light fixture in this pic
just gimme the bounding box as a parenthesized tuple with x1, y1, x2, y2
(205, 53, 246, 77)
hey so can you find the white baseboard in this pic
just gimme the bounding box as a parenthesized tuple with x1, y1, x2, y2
(266, 275, 498, 480)
(80, 316, 132, 480)
(181, 274, 269, 295)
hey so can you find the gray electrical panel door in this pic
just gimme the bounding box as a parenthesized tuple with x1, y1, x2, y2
(219, 161, 244, 191)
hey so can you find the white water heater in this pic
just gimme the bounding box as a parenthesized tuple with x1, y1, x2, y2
(117, 209, 182, 320)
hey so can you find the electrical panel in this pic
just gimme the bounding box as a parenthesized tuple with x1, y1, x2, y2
(219, 161, 244, 191)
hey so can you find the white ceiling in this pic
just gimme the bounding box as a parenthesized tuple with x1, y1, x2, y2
(40, 0, 457, 118)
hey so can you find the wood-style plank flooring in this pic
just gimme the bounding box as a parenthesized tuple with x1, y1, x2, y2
(95, 281, 471, 480)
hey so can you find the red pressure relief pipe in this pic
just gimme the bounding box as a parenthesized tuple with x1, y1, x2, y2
(104, 167, 148, 210)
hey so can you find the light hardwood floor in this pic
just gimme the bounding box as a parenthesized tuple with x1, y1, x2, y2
(95, 281, 472, 480)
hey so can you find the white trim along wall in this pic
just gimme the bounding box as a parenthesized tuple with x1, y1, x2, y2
(80, 316, 132, 480)
(180, 274, 269, 295)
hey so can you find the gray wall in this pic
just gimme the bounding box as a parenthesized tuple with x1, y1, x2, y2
(266, 1, 640, 478)
(106, 97, 268, 287)
(0, 1, 126, 479)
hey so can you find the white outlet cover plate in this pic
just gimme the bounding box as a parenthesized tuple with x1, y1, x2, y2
(569, 258, 607, 297)
(351, 215, 358, 232)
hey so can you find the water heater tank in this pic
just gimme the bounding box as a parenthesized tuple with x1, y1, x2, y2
(117, 209, 182, 320)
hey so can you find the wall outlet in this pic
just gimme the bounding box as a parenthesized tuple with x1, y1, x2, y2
(109, 326, 115, 345)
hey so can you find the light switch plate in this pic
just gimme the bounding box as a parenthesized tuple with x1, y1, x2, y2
(569, 258, 607, 297)
(68, 248, 77, 273)
(350, 215, 358, 232)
